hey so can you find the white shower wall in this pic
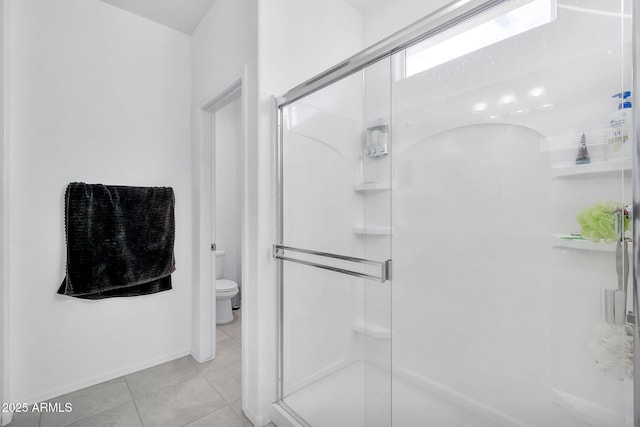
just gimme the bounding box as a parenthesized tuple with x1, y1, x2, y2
(277, 1, 635, 426)
(258, 0, 364, 421)
(281, 72, 365, 394)
(388, 2, 633, 425)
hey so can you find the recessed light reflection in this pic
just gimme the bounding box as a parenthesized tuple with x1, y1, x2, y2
(536, 103, 555, 110)
(529, 86, 545, 97)
(499, 94, 516, 105)
(473, 102, 488, 112)
(511, 108, 530, 116)
(487, 115, 501, 120)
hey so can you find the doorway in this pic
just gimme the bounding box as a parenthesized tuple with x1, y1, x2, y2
(194, 76, 246, 365)
(213, 95, 243, 312)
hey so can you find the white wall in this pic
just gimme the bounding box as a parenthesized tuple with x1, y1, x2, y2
(215, 97, 242, 287)
(7, 0, 192, 404)
(360, 0, 451, 47)
(190, 0, 259, 421)
(0, 0, 7, 424)
(257, 0, 363, 422)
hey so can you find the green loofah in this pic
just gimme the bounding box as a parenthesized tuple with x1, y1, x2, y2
(576, 201, 629, 243)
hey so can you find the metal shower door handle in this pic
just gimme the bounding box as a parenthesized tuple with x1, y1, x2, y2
(273, 244, 391, 283)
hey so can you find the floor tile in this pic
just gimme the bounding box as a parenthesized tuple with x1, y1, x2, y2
(40, 377, 132, 427)
(135, 376, 226, 427)
(204, 361, 242, 403)
(241, 412, 254, 426)
(216, 328, 231, 343)
(5, 410, 40, 427)
(229, 400, 255, 427)
(67, 402, 141, 427)
(183, 406, 243, 427)
(229, 399, 242, 418)
(199, 339, 241, 376)
(219, 319, 241, 339)
(28, 310, 244, 427)
(125, 356, 199, 399)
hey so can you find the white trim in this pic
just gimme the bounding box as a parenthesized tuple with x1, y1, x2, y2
(270, 403, 304, 427)
(191, 70, 250, 390)
(200, 79, 242, 112)
(237, 65, 252, 422)
(191, 100, 214, 363)
(1, 0, 10, 425)
(243, 406, 265, 427)
(14, 349, 191, 406)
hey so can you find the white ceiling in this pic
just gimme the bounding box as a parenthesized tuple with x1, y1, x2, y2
(342, 0, 391, 14)
(100, 0, 216, 34)
(342, 0, 366, 13)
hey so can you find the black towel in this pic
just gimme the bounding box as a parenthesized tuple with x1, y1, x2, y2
(58, 182, 176, 299)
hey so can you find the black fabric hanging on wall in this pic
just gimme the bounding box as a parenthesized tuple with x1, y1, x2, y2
(58, 182, 176, 299)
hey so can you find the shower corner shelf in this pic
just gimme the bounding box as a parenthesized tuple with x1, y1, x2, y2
(353, 320, 391, 339)
(353, 226, 391, 236)
(551, 158, 631, 178)
(353, 182, 393, 192)
(551, 234, 624, 252)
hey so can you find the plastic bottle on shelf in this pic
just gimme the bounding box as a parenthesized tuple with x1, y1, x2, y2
(575, 132, 590, 165)
(608, 91, 632, 160)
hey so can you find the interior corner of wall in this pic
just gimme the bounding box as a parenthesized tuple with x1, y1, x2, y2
(1, 410, 13, 427)
(243, 405, 266, 427)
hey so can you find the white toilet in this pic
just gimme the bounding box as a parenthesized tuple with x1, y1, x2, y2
(215, 250, 239, 325)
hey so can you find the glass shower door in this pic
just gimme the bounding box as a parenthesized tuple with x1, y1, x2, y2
(391, 0, 633, 426)
(276, 58, 392, 427)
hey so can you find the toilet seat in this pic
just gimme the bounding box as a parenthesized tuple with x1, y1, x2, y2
(216, 279, 238, 297)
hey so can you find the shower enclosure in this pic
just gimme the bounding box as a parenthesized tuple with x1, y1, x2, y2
(274, 0, 637, 425)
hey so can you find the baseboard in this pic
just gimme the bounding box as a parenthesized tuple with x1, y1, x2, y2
(18, 348, 191, 405)
(394, 367, 527, 427)
(284, 358, 351, 396)
(243, 406, 266, 427)
(0, 410, 13, 426)
(271, 403, 304, 427)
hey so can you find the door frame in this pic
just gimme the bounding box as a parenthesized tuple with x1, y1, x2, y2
(1, 0, 9, 424)
(193, 72, 247, 366)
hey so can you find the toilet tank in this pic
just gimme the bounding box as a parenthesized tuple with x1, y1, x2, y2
(215, 250, 226, 279)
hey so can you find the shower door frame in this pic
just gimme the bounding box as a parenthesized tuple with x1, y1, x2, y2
(274, 0, 640, 424)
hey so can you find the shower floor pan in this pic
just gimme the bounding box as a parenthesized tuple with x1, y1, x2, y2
(282, 361, 496, 427)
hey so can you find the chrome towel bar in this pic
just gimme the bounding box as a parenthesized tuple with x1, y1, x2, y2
(273, 244, 391, 282)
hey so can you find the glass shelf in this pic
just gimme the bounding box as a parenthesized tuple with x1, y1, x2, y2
(551, 158, 631, 178)
(353, 182, 393, 192)
(551, 234, 630, 252)
(353, 320, 391, 339)
(353, 226, 391, 235)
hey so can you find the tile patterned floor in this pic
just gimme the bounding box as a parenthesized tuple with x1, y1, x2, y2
(9, 310, 270, 427)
